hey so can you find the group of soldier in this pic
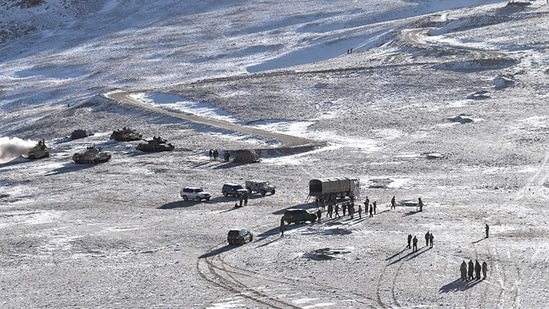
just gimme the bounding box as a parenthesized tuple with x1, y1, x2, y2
(461, 260, 488, 281)
(208, 149, 231, 162)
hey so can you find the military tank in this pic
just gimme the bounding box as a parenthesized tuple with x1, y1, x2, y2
(136, 136, 174, 152)
(26, 140, 49, 159)
(110, 127, 142, 141)
(72, 146, 111, 164)
(70, 129, 92, 140)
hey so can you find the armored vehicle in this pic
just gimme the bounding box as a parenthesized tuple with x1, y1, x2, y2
(72, 146, 111, 164)
(110, 127, 142, 141)
(70, 129, 91, 140)
(283, 209, 316, 224)
(136, 136, 174, 152)
(26, 140, 49, 159)
(245, 180, 276, 196)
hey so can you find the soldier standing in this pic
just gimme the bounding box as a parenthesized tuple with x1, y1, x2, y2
(482, 261, 488, 279)
(342, 203, 347, 216)
(280, 216, 286, 237)
(316, 209, 322, 222)
(373, 201, 377, 215)
(460, 261, 467, 280)
(407, 234, 412, 249)
(364, 196, 369, 211)
(358, 204, 362, 219)
(369, 204, 373, 217)
(327, 204, 333, 218)
(429, 233, 434, 248)
(425, 231, 430, 247)
(475, 260, 482, 280)
(418, 197, 424, 212)
(335, 204, 340, 217)
(485, 224, 489, 238)
(412, 236, 418, 252)
(391, 196, 396, 209)
(468, 260, 474, 280)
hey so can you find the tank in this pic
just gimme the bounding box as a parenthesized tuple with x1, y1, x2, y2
(110, 127, 142, 141)
(71, 129, 91, 140)
(27, 140, 49, 159)
(72, 146, 111, 164)
(136, 136, 174, 152)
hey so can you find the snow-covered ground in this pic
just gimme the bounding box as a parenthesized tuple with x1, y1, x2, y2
(1, 0, 549, 308)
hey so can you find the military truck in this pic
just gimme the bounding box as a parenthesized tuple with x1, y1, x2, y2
(245, 180, 276, 196)
(309, 177, 360, 204)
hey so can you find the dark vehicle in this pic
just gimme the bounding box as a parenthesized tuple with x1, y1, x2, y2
(72, 146, 111, 164)
(137, 136, 174, 152)
(284, 209, 317, 224)
(227, 229, 253, 245)
(26, 140, 49, 159)
(110, 127, 142, 141)
(222, 183, 245, 197)
(309, 177, 360, 203)
(70, 129, 92, 140)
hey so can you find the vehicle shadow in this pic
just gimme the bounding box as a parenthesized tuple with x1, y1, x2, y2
(158, 200, 203, 209)
(45, 162, 96, 176)
(199, 245, 237, 258)
(439, 278, 483, 293)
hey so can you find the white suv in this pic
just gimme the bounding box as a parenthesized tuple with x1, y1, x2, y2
(180, 187, 211, 201)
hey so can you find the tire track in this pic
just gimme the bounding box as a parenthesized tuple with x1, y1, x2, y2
(198, 241, 378, 308)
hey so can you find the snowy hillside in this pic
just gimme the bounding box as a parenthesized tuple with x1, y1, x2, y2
(1, 0, 549, 308)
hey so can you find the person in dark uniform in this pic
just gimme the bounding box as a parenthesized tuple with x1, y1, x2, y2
(412, 236, 418, 252)
(391, 196, 396, 209)
(418, 197, 424, 212)
(369, 204, 373, 217)
(475, 260, 482, 280)
(429, 233, 434, 248)
(358, 204, 362, 219)
(482, 261, 488, 279)
(468, 260, 474, 280)
(373, 201, 377, 215)
(280, 216, 286, 237)
(407, 234, 412, 249)
(316, 209, 322, 222)
(485, 224, 490, 238)
(425, 231, 430, 247)
(460, 261, 467, 280)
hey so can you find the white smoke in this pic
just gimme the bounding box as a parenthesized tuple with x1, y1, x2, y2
(0, 137, 37, 164)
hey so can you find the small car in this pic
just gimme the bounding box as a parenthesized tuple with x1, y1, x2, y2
(180, 187, 211, 201)
(227, 229, 253, 245)
(222, 183, 245, 197)
(283, 209, 317, 224)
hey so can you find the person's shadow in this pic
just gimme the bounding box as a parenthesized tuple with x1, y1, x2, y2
(439, 278, 483, 293)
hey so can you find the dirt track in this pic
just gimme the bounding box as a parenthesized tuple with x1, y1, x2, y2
(104, 90, 325, 154)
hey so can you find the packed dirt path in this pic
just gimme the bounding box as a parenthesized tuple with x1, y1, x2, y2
(104, 90, 321, 150)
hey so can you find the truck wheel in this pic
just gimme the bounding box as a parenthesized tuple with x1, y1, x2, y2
(271, 189, 275, 195)
(247, 188, 252, 194)
(195, 196, 201, 201)
(223, 192, 228, 197)
(183, 196, 188, 201)
(260, 190, 266, 196)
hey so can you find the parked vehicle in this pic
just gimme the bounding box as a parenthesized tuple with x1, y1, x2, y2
(72, 146, 111, 164)
(137, 136, 174, 152)
(245, 180, 276, 196)
(283, 209, 317, 224)
(110, 127, 142, 141)
(180, 187, 211, 201)
(227, 229, 253, 245)
(222, 183, 246, 197)
(309, 177, 360, 203)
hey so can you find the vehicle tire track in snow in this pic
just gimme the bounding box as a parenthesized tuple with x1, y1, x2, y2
(515, 151, 549, 200)
(198, 242, 377, 308)
(197, 243, 300, 309)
